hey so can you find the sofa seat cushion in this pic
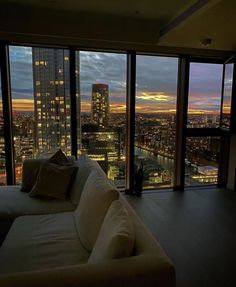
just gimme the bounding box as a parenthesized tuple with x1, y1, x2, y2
(0, 212, 89, 275)
(0, 186, 75, 220)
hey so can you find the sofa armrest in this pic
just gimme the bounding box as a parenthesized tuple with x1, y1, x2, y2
(0, 254, 175, 287)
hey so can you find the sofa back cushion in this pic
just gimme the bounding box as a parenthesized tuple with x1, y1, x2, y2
(73, 169, 119, 252)
(70, 155, 105, 206)
(88, 200, 135, 263)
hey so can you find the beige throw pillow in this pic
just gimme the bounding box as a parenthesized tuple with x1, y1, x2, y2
(89, 200, 135, 263)
(29, 162, 77, 200)
(73, 169, 119, 252)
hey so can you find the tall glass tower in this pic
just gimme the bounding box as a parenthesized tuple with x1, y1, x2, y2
(91, 83, 109, 129)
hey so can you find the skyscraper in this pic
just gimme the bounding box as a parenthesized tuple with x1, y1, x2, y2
(32, 48, 80, 155)
(91, 83, 109, 128)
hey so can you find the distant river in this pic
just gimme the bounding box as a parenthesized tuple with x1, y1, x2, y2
(134, 147, 174, 172)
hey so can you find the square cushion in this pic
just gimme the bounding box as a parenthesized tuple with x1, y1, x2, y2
(29, 163, 77, 200)
(89, 200, 135, 263)
(0, 212, 89, 274)
(21, 159, 46, 192)
(21, 151, 75, 193)
(73, 169, 119, 252)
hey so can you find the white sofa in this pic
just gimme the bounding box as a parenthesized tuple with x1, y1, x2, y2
(0, 155, 175, 287)
(0, 155, 89, 240)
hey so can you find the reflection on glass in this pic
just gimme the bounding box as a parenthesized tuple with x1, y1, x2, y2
(0, 71, 6, 185)
(185, 137, 220, 186)
(187, 63, 223, 128)
(135, 55, 178, 189)
(78, 51, 127, 189)
(221, 63, 233, 128)
(9, 46, 73, 183)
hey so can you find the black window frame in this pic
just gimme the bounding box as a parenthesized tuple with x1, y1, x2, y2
(0, 41, 234, 191)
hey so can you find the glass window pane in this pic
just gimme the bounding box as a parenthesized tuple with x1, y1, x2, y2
(187, 63, 223, 128)
(185, 137, 220, 186)
(9, 46, 72, 183)
(0, 70, 6, 185)
(135, 55, 178, 190)
(78, 51, 127, 189)
(221, 63, 233, 128)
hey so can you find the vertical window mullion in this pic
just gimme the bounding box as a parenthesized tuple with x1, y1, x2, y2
(174, 56, 189, 190)
(230, 56, 236, 134)
(0, 43, 15, 184)
(125, 51, 136, 193)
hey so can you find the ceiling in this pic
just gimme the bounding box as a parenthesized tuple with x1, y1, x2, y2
(0, 0, 197, 20)
(0, 0, 235, 55)
(158, 0, 236, 51)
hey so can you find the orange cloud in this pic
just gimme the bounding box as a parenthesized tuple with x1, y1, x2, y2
(0, 92, 222, 115)
(0, 99, 34, 111)
(137, 92, 172, 102)
(12, 99, 34, 111)
(188, 108, 218, 115)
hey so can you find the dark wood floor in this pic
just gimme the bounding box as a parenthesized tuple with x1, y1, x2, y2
(126, 187, 236, 287)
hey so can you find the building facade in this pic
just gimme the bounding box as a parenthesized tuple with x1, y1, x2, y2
(91, 83, 109, 129)
(32, 48, 80, 155)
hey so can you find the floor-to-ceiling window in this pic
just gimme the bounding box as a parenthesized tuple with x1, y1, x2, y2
(221, 62, 234, 128)
(0, 68, 6, 185)
(0, 43, 234, 190)
(77, 51, 127, 189)
(9, 45, 72, 183)
(135, 55, 178, 189)
(185, 62, 223, 186)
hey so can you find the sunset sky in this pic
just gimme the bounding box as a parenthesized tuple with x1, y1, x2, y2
(0, 46, 232, 114)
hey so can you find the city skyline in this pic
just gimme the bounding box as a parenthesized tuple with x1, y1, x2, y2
(1, 46, 230, 115)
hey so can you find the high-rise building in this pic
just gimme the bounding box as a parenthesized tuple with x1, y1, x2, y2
(32, 48, 80, 155)
(91, 83, 109, 129)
